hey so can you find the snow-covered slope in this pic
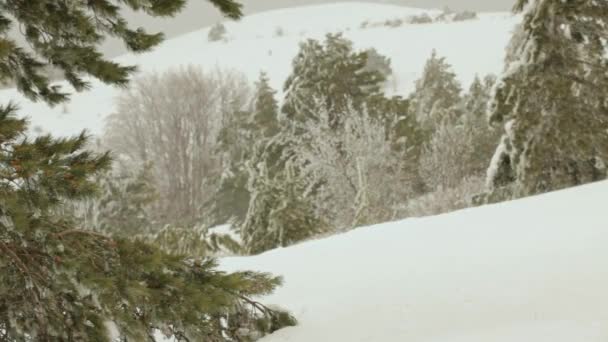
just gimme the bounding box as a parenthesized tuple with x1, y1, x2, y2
(221, 181, 608, 342)
(0, 2, 519, 137)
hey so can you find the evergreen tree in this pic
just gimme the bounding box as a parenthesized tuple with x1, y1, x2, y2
(464, 74, 496, 119)
(486, 0, 608, 197)
(208, 22, 228, 42)
(362, 48, 393, 88)
(366, 95, 423, 153)
(366, 94, 427, 194)
(420, 73, 498, 192)
(73, 162, 159, 237)
(282, 33, 385, 128)
(212, 108, 254, 226)
(211, 163, 251, 225)
(0, 1, 296, 340)
(409, 50, 462, 130)
(0, 107, 294, 340)
(142, 224, 244, 258)
(211, 72, 282, 228)
(252, 72, 280, 138)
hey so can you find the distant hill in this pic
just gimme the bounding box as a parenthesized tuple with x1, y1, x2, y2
(104, 0, 515, 58)
(6, 0, 515, 60)
(1, 2, 518, 137)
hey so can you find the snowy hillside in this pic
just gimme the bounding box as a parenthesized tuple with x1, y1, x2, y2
(0, 2, 519, 137)
(221, 181, 608, 342)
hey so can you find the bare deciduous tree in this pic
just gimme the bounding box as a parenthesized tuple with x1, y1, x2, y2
(104, 66, 251, 225)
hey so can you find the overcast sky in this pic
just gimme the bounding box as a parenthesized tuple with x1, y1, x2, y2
(11, 0, 516, 57)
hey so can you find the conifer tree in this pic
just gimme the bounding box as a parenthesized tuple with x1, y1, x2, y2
(0, 1, 296, 340)
(367, 95, 427, 193)
(409, 50, 462, 130)
(211, 72, 281, 226)
(362, 48, 393, 89)
(252, 72, 280, 138)
(0, 106, 295, 340)
(486, 0, 608, 197)
(212, 107, 253, 226)
(142, 223, 244, 258)
(464, 74, 495, 119)
(241, 137, 328, 255)
(73, 162, 159, 237)
(208, 22, 228, 42)
(282, 33, 385, 128)
(420, 74, 498, 192)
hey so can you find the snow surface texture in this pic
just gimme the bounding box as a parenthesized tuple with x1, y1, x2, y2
(0, 2, 519, 137)
(221, 180, 608, 341)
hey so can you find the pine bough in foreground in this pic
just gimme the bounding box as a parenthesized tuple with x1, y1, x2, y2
(0, 105, 295, 341)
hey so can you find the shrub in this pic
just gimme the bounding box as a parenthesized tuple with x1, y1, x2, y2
(400, 176, 486, 217)
(208, 22, 228, 42)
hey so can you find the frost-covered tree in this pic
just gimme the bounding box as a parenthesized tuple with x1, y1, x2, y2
(420, 74, 499, 191)
(420, 112, 499, 191)
(105, 67, 251, 226)
(211, 107, 253, 226)
(70, 161, 159, 237)
(211, 72, 281, 226)
(241, 136, 328, 255)
(409, 50, 462, 130)
(486, 0, 608, 197)
(282, 33, 385, 128)
(294, 104, 413, 228)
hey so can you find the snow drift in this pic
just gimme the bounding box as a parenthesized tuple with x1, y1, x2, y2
(221, 181, 608, 342)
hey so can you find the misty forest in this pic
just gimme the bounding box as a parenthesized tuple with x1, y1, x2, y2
(0, 0, 607, 341)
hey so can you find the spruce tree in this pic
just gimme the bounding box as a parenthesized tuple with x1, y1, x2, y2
(362, 94, 427, 194)
(211, 107, 253, 226)
(486, 0, 608, 197)
(252, 72, 280, 138)
(73, 162, 159, 237)
(0, 1, 296, 340)
(362, 48, 393, 88)
(0, 106, 295, 340)
(464, 74, 495, 119)
(241, 137, 328, 255)
(409, 50, 462, 130)
(419, 73, 499, 192)
(282, 33, 385, 128)
(212, 72, 281, 227)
